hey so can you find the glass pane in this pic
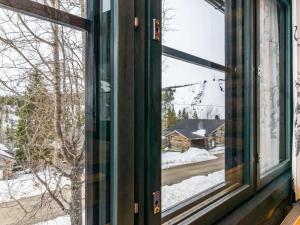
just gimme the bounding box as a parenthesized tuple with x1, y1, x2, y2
(259, 0, 286, 176)
(161, 56, 226, 210)
(31, 0, 86, 18)
(162, 0, 225, 65)
(0, 8, 87, 225)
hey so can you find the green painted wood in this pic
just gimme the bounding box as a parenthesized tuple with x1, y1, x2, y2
(218, 171, 292, 225)
(111, 0, 135, 224)
(256, 0, 293, 190)
(134, 0, 147, 223)
(144, 0, 162, 223)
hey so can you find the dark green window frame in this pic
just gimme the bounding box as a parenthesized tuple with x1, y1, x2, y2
(136, 0, 293, 224)
(255, 0, 293, 190)
(137, 1, 255, 225)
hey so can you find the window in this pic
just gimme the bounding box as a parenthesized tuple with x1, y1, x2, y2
(31, 0, 86, 18)
(257, 0, 291, 181)
(160, 0, 245, 220)
(0, 1, 111, 224)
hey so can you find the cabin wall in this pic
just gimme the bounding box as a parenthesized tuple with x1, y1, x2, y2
(167, 133, 191, 151)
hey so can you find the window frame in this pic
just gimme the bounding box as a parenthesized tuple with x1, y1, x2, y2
(0, 1, 136, 225)
(138, 0, 256, 224)
(255, 0, 293, 190)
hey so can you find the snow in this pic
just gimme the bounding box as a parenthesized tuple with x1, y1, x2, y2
(162, 170, 225, 210)
(0, 144, 8, 151)
(34, 211, 85, 225)
(162, 56, 225, 119)
(162, 147, 217, 169)
(34, 216, 71, 225)
(0, 170, 70, 203)
(209, 146, 225, 155)
(0, 149, 13, 159)
(100, 80, 110, 92)
(192, 129, 206, 136)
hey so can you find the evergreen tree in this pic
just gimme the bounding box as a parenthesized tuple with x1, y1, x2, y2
(192, 110, 198, 119)
(14, 71, 54, 167)
(182, 108, 189, 119)
(178, 110, 182, 121)
(166, 106, 177, 128)
(162, 89, 175, 129)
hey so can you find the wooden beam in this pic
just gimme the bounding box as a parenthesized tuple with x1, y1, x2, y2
(0, 0, 90, 31)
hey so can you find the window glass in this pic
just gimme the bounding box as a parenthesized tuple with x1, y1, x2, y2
(0, 8, 86, 225)
(31, 0, 86, 17)
(258, 0, 286, 176)
(162, 0, 225, 65)
(161, 56, 226, 210)
(161, 0, 244, 214)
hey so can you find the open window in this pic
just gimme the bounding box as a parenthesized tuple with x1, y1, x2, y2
(160, 0, 246, 221)
(256, 0, 292, 188)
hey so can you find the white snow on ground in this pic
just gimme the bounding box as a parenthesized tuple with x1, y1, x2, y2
(162, 170, 225, 210)
(209, 146, 225, 155)
(162, 147, 217, 169)
(34, 211, 85, 225)
(0, 170, 70, 203)
(192, 129, 206, 136)
(35, 215, 71, 225)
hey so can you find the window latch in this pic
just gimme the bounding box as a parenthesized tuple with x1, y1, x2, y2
(153, 191, 161, 215)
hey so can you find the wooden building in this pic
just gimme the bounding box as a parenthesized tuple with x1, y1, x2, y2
(0, 146, 14, 180)
(163, 119, 225, 151)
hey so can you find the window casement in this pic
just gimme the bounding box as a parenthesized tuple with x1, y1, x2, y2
(0, 0, 293, 225)
(256, 0, 292, 189)
(0, 0, 113, 225)
(158, 0, 246, 222)
(138, 0, 292, 224)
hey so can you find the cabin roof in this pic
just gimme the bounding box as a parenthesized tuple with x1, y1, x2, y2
(165, 119, 224, 139)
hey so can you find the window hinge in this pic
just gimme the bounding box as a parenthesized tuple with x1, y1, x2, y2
(153, 18, 161, 41)
(134, 17, 139, 30)
(134, 202, 139, 214)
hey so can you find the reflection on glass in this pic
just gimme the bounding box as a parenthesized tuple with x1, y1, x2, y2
(0, 8, 86, 225)
(31, 0, 86, 17)
(161, 57, 225, 210)
(162, 0, 225, 65)
(259, 0, 285, 176)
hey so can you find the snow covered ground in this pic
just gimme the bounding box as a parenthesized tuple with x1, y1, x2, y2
(34, 210, 86, 225)
(0, 170, 70, 203)
(209, 146, 225, 155)
(162, 147, 217, 169)
(35, 216, 72, 225)
(36, 170, 225, 224)
(162, 170, 225, 209)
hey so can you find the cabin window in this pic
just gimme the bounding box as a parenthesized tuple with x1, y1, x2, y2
(160, 0, 245, 218)
(0, 1, 110, 224)
(257, 0, 290, 180)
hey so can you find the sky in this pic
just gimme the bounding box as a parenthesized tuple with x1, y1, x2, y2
(162, 0, 225, 119)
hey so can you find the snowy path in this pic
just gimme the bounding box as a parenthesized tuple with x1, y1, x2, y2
(0, 191, 69, 225)
(162, 153, 224, 186)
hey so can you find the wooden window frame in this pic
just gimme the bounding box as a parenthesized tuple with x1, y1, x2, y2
(255, 0, 293, 190)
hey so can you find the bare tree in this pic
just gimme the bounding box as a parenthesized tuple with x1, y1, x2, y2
(0, 1, 86, 225)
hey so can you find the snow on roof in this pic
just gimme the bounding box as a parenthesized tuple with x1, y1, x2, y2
(192, 129, 206, 136)
(0, 149, 13, 160)
(0, 144, 14, 160)
(0, 144, 9, 152)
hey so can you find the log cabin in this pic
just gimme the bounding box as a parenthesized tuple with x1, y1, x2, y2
(163, 119, 225, 151)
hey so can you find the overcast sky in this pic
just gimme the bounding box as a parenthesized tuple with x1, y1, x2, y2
(162, 0, 225, 118)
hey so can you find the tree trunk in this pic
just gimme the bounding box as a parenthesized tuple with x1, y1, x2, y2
(70, 168, 83, 225)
